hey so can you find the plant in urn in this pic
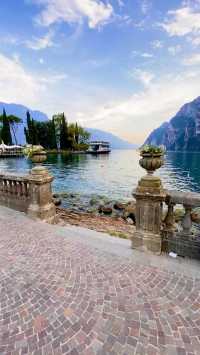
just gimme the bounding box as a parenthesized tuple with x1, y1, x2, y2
(23, 145, 48, 176)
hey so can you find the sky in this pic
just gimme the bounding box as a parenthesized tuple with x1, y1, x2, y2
(1, 0, 200, 143)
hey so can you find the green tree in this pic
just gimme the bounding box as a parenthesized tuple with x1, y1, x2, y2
(1, 109, 12, 145)
(60, 113, 69, 149)
(75, 122, 79, 144)
(50, 118, 57, 149)
(24, 111, 38, 145)
(35, 120, 57, 149)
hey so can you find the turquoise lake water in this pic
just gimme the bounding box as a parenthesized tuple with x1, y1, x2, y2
(0, 150, 200, 200)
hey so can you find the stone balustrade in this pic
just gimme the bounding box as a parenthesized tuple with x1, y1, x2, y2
(162, 190, 200, 258)
(0, 173, 31, 212)
(0, 168, 56, 223)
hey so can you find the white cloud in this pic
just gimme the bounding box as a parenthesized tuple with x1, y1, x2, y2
(151, 40, 163, 49)
(141, 52, 154, 58)
(76, 69, 200, 144)
(168, 45, 182, 55)
(190, 36, 200, 46)
(161, 5, 200, 36)
(0, 53, 45, 104)
(34, 0, 113, 29)
(183, 53, 200, 65)
(0, 52, 66, 107)
(131, 51, 153, 58)
(40, 73, 68, 83)
(130, 69, 155, 87)
(25, 31, 54, 50)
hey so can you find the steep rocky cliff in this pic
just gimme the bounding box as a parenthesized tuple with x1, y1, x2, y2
(145, 96, 200, 151)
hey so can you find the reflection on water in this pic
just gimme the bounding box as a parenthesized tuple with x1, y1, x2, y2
(160, 151, 200, 192)
(0, 150, 200, 199)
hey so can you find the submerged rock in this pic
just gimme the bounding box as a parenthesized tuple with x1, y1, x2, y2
(52, 197, 62, 206)
(191, 211, 200, 223)
(99, 205, 113, 215)
(123, 201, 136, 223)
(53, 190, 136, 221)
(113, 202, 126, 211)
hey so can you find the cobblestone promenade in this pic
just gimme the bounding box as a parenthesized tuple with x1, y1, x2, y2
(0, 206, 200, 355)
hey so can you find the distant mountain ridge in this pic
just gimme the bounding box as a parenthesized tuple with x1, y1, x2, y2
(145, 96, 200, 151)
(0, 102, 137, 149)
(86, 128, 137, 149)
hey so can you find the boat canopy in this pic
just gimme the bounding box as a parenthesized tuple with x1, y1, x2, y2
(0, 144, 23, 151)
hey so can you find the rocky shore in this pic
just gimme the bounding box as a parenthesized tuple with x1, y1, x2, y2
(53, 191, 136, 223)
(53, 191, 136, 239)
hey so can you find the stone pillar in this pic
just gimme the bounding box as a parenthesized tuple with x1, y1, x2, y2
(27, 166, 56, 223)
(132, 174, 166, 254)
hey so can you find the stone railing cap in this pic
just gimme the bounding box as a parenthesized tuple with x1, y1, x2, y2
(166, 189, 200, 207)
(0, 172, 30, 182)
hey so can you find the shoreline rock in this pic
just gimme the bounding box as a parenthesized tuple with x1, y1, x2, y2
(53, 191, 136, 223)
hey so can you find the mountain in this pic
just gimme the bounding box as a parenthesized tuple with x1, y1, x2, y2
(86, 128, 137, 149)
(145, 96, 200, 151)
(0, 102, 48, 144)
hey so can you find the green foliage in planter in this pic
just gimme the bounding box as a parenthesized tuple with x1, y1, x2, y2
(140, 144, 165, 155)
(23, 145, 45, 158)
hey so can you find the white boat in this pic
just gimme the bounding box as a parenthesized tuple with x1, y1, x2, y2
(87, 141, 111, 154)
(0, 144, 24, 157)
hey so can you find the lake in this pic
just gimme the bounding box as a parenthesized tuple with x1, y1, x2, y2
(0, 150, 200, 201)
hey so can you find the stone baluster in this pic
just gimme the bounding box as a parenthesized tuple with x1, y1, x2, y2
(182, 204, 193, 236)
(4, 180, 9, 194)
(23, 182, 28, 197)
(13, 181, 17, 195)
(9, 180, 12, 194)
(0, 179, 3, 192)
(19, 182, 23, 195)
(9, 180, 13, 194)
(164, 200, 176, 231)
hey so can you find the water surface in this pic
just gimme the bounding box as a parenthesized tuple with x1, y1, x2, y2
(0, 150, 200, 200)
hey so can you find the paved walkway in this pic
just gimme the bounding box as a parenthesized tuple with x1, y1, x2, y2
(0, 206, 200, 355)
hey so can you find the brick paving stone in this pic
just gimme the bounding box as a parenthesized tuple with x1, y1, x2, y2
(1, 207, 200, 355)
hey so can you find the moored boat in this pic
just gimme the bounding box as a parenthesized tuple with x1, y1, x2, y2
(87, 141, 111, 154)
(0, 143, 24, 158)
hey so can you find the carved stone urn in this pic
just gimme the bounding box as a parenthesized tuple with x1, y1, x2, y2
(139, 152, 164, 175)
(137, 151, 164, 194)
(31, 151, 47, 164)
(30, 150, 48, 176)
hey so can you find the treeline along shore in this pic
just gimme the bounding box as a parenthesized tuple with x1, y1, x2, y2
(0, 109, 91, 152)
